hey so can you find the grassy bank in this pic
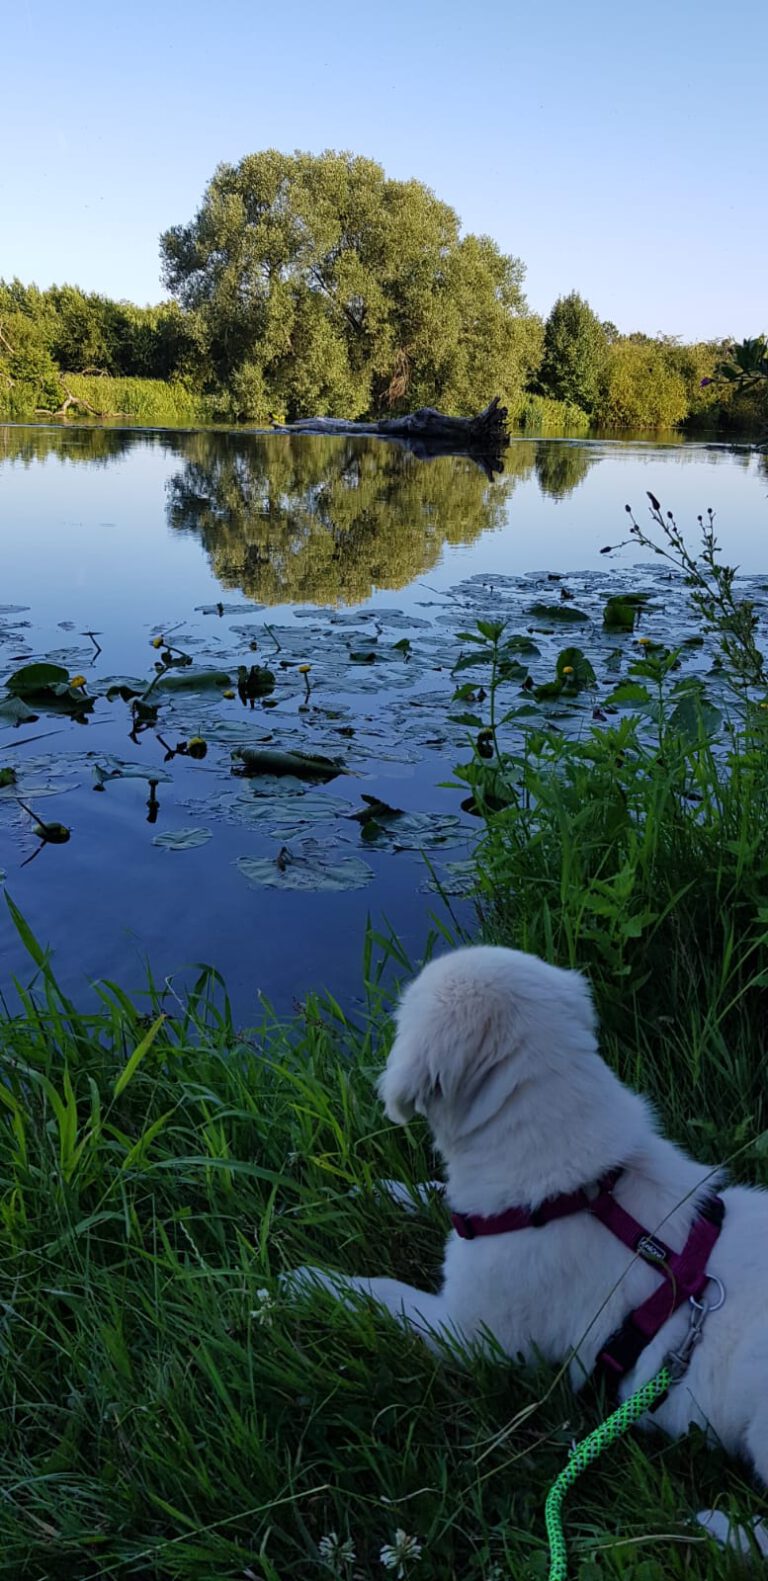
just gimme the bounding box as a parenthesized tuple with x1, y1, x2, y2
(0, 375, 216, 427)
(2, 907, 764, 1581)
(2, 511, 768, 1580)
(0, 374, 588, 437)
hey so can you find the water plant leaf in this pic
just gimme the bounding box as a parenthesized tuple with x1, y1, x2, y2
(0, 697, 37, 725)
(357, 808, 464, 851)
(156, 668, 233, 692)
(227, 791, 352, 838)
(528, 603, 589, 623)
(555, 647, 597, 689)
(237, 842, 373, 892)
(232, 747, 347, 781)
(93, 757, 173, 788)
(6, 662, 71, 696)
(152, 827, 212, 851)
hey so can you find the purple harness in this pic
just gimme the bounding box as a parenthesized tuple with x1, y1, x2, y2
(451, 1168, 725, 1394)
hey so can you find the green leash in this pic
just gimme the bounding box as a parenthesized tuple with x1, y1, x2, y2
(544, 1365, 671, 1580)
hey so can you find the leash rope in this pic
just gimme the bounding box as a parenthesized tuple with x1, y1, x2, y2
(544, 1365, 671, 1581)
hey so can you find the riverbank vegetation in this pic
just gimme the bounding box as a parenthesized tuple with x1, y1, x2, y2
(1, 151, 765, 434)
(2, 504, 767, 1578)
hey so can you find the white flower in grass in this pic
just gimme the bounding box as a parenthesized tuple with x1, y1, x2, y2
(379, 1529, 423, 1576)
(250, 1287, 275, 1327)
(318, 1531, 357, 1572)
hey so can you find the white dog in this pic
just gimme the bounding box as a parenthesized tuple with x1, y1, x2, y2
(289, 945, 768, 1501)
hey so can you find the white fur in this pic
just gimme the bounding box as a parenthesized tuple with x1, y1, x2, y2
(289, 945, 768, 1486)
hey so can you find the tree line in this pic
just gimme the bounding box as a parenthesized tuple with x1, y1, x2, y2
(1, 150, 765, 432)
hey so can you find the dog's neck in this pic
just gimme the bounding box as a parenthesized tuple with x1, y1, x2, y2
(439, 1048, 668, 1215)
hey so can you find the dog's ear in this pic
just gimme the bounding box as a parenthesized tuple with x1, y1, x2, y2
(378, 989, 517, 1132)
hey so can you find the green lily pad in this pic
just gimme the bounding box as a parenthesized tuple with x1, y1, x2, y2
(527, 603, 590, 623)
(156, 669, 233, 692)
(237, 841, 373, 892)
(6, 662, 70, 696)
(153, 827, 213, 851)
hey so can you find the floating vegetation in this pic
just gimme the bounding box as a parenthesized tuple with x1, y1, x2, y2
(236, 841, 374, 893)
(3, 502, 766, 914)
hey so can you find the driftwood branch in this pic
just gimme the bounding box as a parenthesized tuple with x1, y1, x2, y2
(35, 382, 131, 421)
(270, 396, 510, 478)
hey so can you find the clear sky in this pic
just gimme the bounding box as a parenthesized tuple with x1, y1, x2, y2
(2, 0, 765, 341)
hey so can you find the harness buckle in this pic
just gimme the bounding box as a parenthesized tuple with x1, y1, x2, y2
(635, 1234, 668, 1267)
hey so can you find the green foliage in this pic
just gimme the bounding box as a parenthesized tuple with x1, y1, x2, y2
(597, 338, 689, 429)
(160, 148, 533, 419)
(0, 904, 762, 1580)
(0, 308, 62, 416)
(536, 291, 609, 415)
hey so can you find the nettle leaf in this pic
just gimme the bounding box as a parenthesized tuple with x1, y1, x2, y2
(604, 681, 652, 706)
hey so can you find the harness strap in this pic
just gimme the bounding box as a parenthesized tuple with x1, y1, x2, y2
(450, 1168, 725, 1399)
(592, 1192, 725, 1395)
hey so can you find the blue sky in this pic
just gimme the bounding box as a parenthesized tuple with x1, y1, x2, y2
(2, 0, 765, 340)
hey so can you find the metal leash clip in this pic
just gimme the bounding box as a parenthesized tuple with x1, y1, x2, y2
(665, 1276, 726, 1385)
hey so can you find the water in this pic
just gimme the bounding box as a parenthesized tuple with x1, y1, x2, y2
(1, 424, 765, 1018)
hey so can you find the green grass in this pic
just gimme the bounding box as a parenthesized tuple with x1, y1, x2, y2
(508, 394, 591, 435)
(0, 900, 764, 1581)
(0, 375, 215, 426)
(61, 375, 216, 426)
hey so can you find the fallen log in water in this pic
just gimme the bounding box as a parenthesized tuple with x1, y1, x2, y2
(269, 396, 510, 477)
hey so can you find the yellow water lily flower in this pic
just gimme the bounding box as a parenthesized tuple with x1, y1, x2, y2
(222, 689, 235, 700)
(562, 665, 574, 675)
(151, 635, 164, 649)
(69, 674, 87, 689)
(298, 664, 312, 674)
(637, 637, 652, 646)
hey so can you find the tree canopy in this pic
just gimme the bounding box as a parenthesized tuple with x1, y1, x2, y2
(160, 150, 538, 422)
(537, 291, 609, 415)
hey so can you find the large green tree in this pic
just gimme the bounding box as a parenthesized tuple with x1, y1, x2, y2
(160, 149, 533, 420)
(537, 291, 608, 415)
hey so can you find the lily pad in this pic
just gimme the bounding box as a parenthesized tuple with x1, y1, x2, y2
(6, 662, 71, 696)
(152, 827, 212, 851)
(230, 791, 352, 838)
(237, 841, 373, 893)
(358, 809, 464, 851)
(0, 697, 37, 726)
(93, 758, 173, 789)
(527, 603, 590, 623)
(156, 669, 233, 692)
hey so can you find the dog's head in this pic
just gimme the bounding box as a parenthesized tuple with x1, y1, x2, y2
(378, 945, 598, 1144)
